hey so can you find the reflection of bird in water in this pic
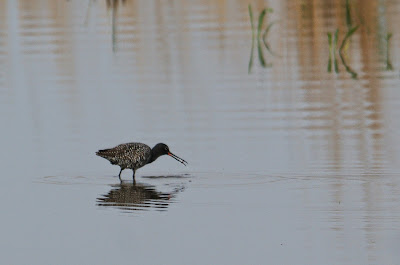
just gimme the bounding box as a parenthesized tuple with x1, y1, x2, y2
(97, 181, 185, 212)
(96, 142, 187, 181)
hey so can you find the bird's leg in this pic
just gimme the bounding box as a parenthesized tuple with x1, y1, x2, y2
(132, 170, 135, 181)
(118, 168, 123, 182)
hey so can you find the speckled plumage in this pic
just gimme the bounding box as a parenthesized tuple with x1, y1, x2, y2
(96, 142, 187, 182)
(96, 143, 151, 171)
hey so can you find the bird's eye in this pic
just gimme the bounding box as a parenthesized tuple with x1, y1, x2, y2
(165, 147, 168, 151)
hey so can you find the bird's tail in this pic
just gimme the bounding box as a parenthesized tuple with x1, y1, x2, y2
(96, 148, 119, 165)
(96, 149, 111, 157)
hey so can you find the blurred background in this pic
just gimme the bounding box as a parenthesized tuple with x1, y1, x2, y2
(1, 0, 400, 264)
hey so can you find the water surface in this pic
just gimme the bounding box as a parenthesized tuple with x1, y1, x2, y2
(1, 0, 400, 264)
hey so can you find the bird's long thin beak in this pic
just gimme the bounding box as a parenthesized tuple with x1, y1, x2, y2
(168, 152, 188, 166)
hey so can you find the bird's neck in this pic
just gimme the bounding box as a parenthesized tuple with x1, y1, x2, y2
(148, 149, 161, 164)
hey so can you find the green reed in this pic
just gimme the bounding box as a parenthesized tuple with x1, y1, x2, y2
(327, 26, 358, 79)
(385, 33, 393, 70)
(345, 0, 352, 29)
(327, 33, 332, 72)
(257, 9, 267, 67)
(334, 29, 339, 72)
(248, 5, 255, 73)
(248, 5, 275, 73)
(327, 30, 339, 73)
(262, 21, 278, 57)
(339, 25, 358, 78)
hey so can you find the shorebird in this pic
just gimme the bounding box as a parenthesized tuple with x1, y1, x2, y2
(96, 142, 187, 181)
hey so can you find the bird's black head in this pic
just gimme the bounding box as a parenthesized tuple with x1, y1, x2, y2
(153, 143, 170, 156)
(151, 143, 188, 166)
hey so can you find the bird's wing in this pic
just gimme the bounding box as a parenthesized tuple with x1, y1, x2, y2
(118, 143, 151, 163)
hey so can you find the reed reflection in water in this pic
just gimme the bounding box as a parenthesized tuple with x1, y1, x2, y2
(1, 0, 400, 264)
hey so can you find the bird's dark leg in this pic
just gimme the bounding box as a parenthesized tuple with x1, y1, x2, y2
(118, 168, 123, 182)
(132, 170, 135, 182)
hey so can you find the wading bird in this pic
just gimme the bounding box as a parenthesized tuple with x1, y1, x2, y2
(96, 142, 187, 181)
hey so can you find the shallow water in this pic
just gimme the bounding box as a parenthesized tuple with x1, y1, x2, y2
(2, 0, 400, 264)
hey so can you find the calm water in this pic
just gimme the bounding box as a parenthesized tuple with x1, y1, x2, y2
(2, 0, 400, 264)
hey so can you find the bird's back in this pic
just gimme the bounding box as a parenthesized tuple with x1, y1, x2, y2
(96, 142, 152, 170)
